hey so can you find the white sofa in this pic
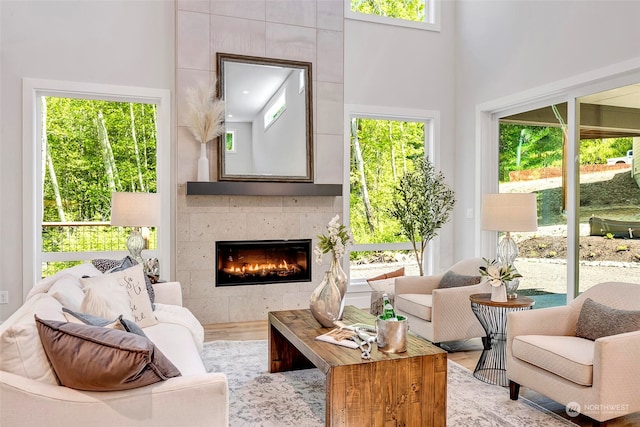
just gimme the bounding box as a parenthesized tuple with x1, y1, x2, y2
(0, 263, 228, 427)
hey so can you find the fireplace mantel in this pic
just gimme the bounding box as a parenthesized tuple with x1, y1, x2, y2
(186, 181, 342, 196)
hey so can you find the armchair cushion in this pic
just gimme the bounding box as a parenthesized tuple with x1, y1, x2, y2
(35, 316, 181, 391)
(395, 293, 433, 321)
(512, 335, 594, 386)
(438, 271, 481, 289)
(576, 297, 640, 341)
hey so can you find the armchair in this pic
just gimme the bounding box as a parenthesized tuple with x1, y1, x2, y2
(394, 257, 491, 345)
(507, 282, 640, 426)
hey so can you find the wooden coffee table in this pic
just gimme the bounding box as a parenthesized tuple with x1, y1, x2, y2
(268, 305, 447, 427)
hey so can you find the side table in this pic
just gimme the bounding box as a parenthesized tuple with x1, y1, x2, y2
(469, 293, 534, 386)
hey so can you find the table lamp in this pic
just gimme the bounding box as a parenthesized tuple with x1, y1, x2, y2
(481, 193, 537, 267)
(110, 192, 159, 264)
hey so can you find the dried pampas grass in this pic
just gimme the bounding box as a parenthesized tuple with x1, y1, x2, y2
(184, 78, 225, 144)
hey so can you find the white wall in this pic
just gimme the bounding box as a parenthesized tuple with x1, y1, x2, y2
(344, 1, 457, 270)
(0, 0, 175, 320)
(453, 0, 640, 261)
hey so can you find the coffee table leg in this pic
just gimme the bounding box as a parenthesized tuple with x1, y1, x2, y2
(269, 321, 315, 373)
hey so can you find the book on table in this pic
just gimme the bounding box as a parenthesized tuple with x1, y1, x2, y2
(315, 323, 377, 349)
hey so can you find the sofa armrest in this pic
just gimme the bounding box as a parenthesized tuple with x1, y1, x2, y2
(594, 330, 640, 410)
(153, 281, 183, 306)
(395, 274, 443, 295)
(1, 370, 228, 427)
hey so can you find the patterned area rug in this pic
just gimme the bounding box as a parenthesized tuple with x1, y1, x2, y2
(201, 340, 577, 427)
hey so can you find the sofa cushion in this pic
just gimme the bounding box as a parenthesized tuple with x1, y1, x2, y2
(438, 271, 481, 289)
(81, 263, 157, 328)
(35, 316, 181, 391)
(512, 335, 594, 386)
(0, 294, 65, 385)
(62, 307, 147, 337)
(144, 323, 207, 376)
(395, 293, 433, 321)
(576, 297, 640, 341)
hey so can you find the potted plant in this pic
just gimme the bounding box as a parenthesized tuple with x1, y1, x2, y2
(388, 157, 455, 276)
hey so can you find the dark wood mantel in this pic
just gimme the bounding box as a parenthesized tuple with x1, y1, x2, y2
(186, 181, 342, 196)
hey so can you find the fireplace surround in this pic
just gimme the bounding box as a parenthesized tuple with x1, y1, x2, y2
(216, 239, 312, 286)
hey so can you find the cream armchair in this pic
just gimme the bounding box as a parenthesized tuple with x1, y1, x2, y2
(394, 257, 491, 345)
(507, 282, 640, 426)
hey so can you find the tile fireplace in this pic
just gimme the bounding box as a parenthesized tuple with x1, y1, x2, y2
(216, 239, 312, 286)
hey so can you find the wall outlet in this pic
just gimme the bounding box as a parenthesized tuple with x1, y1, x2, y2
(0, 291, 8, 304)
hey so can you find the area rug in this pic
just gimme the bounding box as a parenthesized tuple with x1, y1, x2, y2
(201, 340, 577, 427)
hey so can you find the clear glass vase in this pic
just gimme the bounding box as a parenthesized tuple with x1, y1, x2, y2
(309, 270, 342, 327)
(505, 279, 520, 300)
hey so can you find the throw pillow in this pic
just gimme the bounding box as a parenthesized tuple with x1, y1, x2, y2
(438, 270, 481, 289)
(108, 256, 156, 306)
(575, 297, 640, 341)
(367, 277, 397, 295)
(80, 276, 134, 322)
(91, 258, 121, 273)
(80, 263, 157, 328)
(35, 316, 181, 391)
(62, 307, 147, 337)
(366, 267, 405, 284)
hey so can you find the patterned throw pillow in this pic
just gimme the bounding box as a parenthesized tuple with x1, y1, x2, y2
(92, 256, 155, 305)
(576, 297, 640, 341)
(438, 271, 481, 289)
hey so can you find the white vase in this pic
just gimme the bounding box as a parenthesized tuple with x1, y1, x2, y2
(197, 143, 209, 181)
(491, 284, 508, 302)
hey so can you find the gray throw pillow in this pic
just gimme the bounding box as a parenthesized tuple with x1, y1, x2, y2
(575, 297, 640, 341)
(62, 307, 147, 337)
(438, 271, 481, 289)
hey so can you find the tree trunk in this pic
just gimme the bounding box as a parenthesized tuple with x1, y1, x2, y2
(41, 97, 67, 222)
(390, 122, 397, 181)
(129, 103, 145, 191)
(351, 118, 375, 232)
(97, 110, 119, 192)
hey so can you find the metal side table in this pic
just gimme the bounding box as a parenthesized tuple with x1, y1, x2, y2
(469, 293, 535, 386)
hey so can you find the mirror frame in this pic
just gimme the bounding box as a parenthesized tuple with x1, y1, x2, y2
(217, 53, 314, 182)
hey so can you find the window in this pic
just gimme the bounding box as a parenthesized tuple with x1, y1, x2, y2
(23, 79, 171, 291)
(345, 105, 439, 285)
(264, 90, 286, 129)
(225, 130, 236, 152)
(346, 0, 440, 32)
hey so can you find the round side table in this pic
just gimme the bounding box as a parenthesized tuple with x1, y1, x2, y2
(469, 293, 535, 386)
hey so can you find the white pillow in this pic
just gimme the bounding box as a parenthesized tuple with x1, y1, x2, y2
(367, 277, 396, 296)
(48, 274, 86, 312)
(80, 264, 157, 328)
(80, 279, 133, 322)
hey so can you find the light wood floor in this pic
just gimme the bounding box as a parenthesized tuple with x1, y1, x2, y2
(204, 320, 639, 427)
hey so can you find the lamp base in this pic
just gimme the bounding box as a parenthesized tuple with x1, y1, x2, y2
(126, 228, 145, 264)
(497, 231, 518, 267)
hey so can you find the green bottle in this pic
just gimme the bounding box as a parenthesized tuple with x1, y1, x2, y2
(381, 293, 397, 320)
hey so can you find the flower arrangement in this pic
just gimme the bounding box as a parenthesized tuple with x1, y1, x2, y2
(314, 215, 352, 264)
(184, 79, 226, 145)
(479, 258, 522, 287)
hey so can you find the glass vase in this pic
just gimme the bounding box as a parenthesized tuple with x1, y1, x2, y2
(505, 279, 520, 300)
(309, 270, 342, 327)
(329, 257, 347, 319)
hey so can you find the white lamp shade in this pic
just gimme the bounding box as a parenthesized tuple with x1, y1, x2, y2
(481, 193, 537, 232)
(110, 192, 159, 227)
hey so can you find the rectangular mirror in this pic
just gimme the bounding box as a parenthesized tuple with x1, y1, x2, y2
(217, 53, 313, 182)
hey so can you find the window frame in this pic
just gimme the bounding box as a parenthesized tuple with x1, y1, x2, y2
(22, 78, 171, 299)
(344, 104, 441, 288)
(345, 0, 441, 32)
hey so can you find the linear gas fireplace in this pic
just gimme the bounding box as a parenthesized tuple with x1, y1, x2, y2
(216, 239, 311, 286)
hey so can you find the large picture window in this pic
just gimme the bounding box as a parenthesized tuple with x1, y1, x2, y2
(346, 0, 440, 32)
(345, 106, 438, 284)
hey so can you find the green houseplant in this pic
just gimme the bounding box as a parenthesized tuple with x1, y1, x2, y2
(388, 157, 455, 276)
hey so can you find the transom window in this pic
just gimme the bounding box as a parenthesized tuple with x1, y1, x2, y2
(346, 0, 440, 32)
